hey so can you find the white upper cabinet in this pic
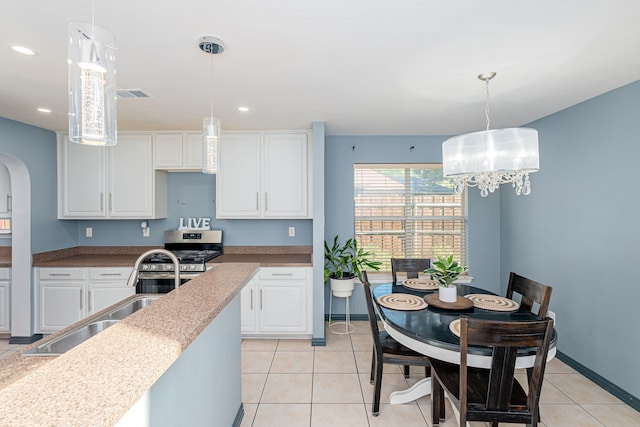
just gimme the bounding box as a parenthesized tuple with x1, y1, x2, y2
(153, 132, 203, 171)
(0, 163, 11, 216)
(216, 133, 262, 217)
(58, 133, 167, 219)
(216, 131, 311, 219)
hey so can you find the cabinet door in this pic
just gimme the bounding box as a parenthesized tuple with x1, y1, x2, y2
(263, 133, 309, 217)
(0, 280, 8, 332)
(0, 163, 11, 216)
(154, 133, 184, 169)
(216, 133, 262, 218)
(88, 267, 135, 315)
(240, 278, 257, 334)
(59, 135, 106, 218)
(39, 282, 85, 332)
(185, 133, 204, 169)
(259, 280, 308, 333)
(109, 134, 154, 217)
(89, 286, 135, 315)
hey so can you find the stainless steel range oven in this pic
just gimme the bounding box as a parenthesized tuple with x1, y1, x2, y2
(135, 229, 223, 294)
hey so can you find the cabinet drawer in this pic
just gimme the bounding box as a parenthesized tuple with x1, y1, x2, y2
(0, 269, 9, 280)
(89, 267, 133, 281)
(259, 267, 307, 280)
(38, 268, 85, 280)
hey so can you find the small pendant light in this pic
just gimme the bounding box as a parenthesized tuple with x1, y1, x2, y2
(199, 36, 224, 174)
(68, 1, 117, 146)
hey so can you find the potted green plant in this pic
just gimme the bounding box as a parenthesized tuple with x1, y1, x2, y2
(425, 254, 469, 302)
(324, 235, 382, 297)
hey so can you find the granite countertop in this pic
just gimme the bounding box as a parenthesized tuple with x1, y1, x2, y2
(0, 262, 259, 426)
(28, 245, 312, 268)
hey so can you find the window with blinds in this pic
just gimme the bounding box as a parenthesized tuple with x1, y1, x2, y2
(354, 164, 467, 272)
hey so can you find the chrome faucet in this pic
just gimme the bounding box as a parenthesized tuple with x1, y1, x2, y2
(127, 248, 181, 291)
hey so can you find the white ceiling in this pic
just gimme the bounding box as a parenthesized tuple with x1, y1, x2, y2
(1, 0, 639, 136)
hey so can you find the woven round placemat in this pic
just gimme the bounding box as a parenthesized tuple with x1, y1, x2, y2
(449, 318, 461, 337)
(377, 293, 428, 311)
(464, 294, 520, 312)
(402, 278, 440, 290)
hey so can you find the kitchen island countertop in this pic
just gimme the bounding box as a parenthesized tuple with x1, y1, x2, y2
(0, 262, 259, 426)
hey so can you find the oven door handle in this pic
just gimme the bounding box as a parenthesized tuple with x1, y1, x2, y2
(137, 272, 201, 280)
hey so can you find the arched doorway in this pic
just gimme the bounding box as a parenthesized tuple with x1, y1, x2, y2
(0, 153, 32, 341)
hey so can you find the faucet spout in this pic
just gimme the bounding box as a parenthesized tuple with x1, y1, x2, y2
(127, 249, 182, 291)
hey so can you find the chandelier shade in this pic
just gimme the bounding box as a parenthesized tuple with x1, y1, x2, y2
(442, 73, 539, 197)
(68, 22, 117, 146)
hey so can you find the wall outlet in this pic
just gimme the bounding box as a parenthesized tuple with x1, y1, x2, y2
(85, 227, 92, 238)
(143, 228, 150, 237)
(288, 227, 295, 237)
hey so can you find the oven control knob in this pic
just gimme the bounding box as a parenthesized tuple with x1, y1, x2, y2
(149, 265, 157, 271)
(180, 265, 187, 271)
(140, 264, 148, 271)
(190, 265, 197, 271)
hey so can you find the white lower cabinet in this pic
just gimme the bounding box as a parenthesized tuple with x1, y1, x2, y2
(36, 267, 134, 334)
(241, 267, 312, 337)
(87, 267, 135, 315)
(0, 268, 10, 333)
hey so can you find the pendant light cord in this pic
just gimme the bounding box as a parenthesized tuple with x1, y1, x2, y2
(484, 77, 491, 131)
(210, 54, 214, 120)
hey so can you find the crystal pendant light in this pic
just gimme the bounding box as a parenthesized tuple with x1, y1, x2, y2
(442, 72, 539, 197)
(199, 36, 224, 174)
(68, 3, 116, 146)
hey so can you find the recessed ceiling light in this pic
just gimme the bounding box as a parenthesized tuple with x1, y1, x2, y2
(238, 106, 249, 112)
(10, 45, 36, 56)
(37, 107, 52, 113)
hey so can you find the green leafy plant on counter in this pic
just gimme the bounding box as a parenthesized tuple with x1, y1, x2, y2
(425, 254, 469, 287)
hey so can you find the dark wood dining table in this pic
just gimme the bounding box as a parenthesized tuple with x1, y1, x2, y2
(371, 282, 557, 404)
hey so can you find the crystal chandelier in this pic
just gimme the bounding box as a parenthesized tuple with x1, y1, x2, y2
(68, 2, 117, 146)
(442, 72, 539, 197)
(199, 36, 224, 174)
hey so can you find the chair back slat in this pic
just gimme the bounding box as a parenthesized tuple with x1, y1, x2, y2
(391, 258, 432, 285)
(506, 272, 553, 317)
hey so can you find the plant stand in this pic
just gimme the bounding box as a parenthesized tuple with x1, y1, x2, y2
(328, 288, 355, 334)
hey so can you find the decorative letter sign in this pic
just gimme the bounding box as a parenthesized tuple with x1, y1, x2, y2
(178, 217, 212, 230)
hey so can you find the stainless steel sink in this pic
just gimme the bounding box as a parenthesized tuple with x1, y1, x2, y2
(23, 295, 160, 356)
(103, 296, 158, 320)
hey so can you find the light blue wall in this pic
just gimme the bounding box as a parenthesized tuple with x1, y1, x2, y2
(76, 172, 313, 246)
(501, 80, 640, 399)
(0, 117, 76, 252)
(324, 135, 502, 315)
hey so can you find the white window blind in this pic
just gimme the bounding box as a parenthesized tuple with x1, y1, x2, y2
(354, 164, 467, 272)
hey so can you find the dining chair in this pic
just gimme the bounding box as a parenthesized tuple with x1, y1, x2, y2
(390, 258, 433, 377)
(506, 272, 553, 317)
(506, 272, 553, 402)
(391, 258, 432, 285)
(360, 271, 432, 416)
(430, 316, 554, 427)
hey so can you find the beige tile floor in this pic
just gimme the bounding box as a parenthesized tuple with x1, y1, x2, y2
(240, 321, 640, 427)
(2, 324, 639, 426)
